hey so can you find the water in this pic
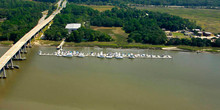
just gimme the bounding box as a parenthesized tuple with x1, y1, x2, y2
(0, 46, 220, 110)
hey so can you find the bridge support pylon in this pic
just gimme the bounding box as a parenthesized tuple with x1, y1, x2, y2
(10, 59, 14, 69)
(28, 40, 32, 48)
(5, 63, 9, 69)
(21, 45, 27, 54)
(0, 67, 6, 79)
(19, 50, 22, 58)
(13, 50, 26, 61)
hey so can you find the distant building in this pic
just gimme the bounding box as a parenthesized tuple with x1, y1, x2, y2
(0, 18, 6, 22)
(197, 32, 203, 36)
(167, 36, 173, 40)
(192, 29, 201, 32)
(146, 13, 149, 16)
(211, 38, 217, 43)
(65, 23, 81, 34)
(165, 31, 171, 33)
(162, 28, 166, 31)
(203, 32, 212, 36)
(184, 31, 193, 36)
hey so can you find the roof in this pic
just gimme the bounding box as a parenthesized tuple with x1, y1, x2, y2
(205, 32, 212, 34)
(193, 29, 201, 31)
(65, 23, 81, 30)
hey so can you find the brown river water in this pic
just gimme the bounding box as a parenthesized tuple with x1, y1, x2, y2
(0, 46, 220, 110)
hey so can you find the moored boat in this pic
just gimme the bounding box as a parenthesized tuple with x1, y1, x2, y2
(77, 53, 85, 58)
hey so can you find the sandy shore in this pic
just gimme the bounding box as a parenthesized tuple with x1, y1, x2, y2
(162, 47, 183, 51)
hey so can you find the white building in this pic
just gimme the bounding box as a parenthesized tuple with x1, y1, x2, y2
(65, 23, 81, 34)
(192, 29, 201, 32)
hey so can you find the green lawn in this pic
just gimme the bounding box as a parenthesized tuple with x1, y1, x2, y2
(80, 5, 115, 12)
(91, 26, 128, 46)
(177, 45, 220, 52)
(172, 32, 190, 39)
(135, 6, 220, 33)
(0, 41, 13, 46)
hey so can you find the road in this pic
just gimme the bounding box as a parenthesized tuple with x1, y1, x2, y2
(0, 0, 67, 72)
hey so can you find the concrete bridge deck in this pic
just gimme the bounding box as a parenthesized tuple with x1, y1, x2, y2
(0, 0, 67, 78)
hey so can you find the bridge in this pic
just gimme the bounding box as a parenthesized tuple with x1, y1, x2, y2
(0, 0, 67, 78)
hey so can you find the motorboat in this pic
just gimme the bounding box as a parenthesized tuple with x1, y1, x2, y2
(115, 56, 123, 59)
(38, 50, 42, 55)
(63, 52, 73, 57)
(97, 52, 105, 58)
(77, 53, 85, 58)
(106, 55, 113, 59)
(129, 55, 135, 59)
(115, 52, 123, 59)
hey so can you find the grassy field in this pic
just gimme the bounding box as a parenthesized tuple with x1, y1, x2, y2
(0, 41, 13, 46)
(172, 32, 190, 39)
(34, 26, 168, 49)
(37, 26, 219, 52)
(80, 5, 114, 12)
(135, 6, 220, 34)
(177, 45, 220, 52)
(91, 26, 128, 46)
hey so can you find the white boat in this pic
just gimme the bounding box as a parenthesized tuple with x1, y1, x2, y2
(115, 56, 123, 59)
(38, 50, 42, 55)
(129, 55, 135, 59)
(152, 55, 157, 58)
(97, 55, 105, 58)
(97, 52, 105, 58)
(106, 55, 113, 59)
(157, 55, 161, 58)
(115, 53, 123, 59)
(77, 53, 85, 58)
(57, 54, 62, 57)
(63, 52, 73, 57)
(167, 55, 172, 59)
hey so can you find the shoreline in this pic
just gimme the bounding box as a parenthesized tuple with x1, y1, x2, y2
(1, 41, 219, 54)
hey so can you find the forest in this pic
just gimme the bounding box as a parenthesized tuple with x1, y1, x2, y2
(69, 0, 220, 6)
(90, 7, 199, 44)
(0, 0, 55, 42)
(44, 4, 112, 42)
(45, 3, 220, 47)
(34, 0, 57, 3)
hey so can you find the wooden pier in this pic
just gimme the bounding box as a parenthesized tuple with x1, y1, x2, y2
(56, 38, 66, 50)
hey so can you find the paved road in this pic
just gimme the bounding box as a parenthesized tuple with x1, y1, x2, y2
(0, 0, 67, 71)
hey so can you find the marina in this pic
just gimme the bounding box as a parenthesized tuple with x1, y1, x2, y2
(38, 49, 173, 59)
(0, 47, 220, 110)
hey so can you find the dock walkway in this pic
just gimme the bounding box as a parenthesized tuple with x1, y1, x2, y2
(57, 38, 66, 50)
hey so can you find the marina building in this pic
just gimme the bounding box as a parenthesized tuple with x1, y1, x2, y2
(65, 23, 81, 34)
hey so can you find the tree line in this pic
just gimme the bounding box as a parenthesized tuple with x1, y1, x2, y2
(90, 7, 199, 45)
(42, 3, 220, 47)
(68, 0, 220, 6)
(34, 0, 57, 3)
(166, 38, 220, 47)
(0, 0, 55, 42)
